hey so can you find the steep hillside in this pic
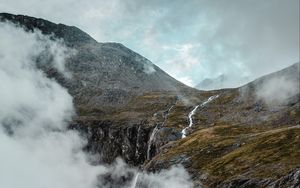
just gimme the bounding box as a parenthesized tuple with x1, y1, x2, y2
(144, 62, 300, 187)
(1, 12, 299, 187)
(0, 12, 195, 166)
(0, 13, 191, 108)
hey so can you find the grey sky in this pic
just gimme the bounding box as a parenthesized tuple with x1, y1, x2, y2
(0, 0, 299, 87)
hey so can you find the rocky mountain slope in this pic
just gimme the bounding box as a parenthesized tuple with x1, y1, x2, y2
(1, 13, 299, 188)
(144, 62, 300, 187)
(0, 13, 190, 108)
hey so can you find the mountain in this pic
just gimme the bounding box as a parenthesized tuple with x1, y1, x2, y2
(145, 62, 300, 187)
(0, 13, 190, 108)
(1, 13, 299, 188)
(196, 74, 250, 90)
(196, 74, 228, 90)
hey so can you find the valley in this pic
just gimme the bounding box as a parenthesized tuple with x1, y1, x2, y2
(1, 13, 299, 188)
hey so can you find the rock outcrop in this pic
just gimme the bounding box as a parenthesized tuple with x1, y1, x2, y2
(70, 119, 152, 166)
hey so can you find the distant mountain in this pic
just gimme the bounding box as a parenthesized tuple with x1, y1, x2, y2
(0, 13, 190, 107)
(196, 74, 227, 90)
(196, 74, 250, 90)
(1, 12, 300, 188)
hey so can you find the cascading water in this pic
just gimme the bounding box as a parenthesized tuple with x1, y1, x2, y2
(181, 95, 219, 138)
(181, 105, 199, 138)
(131, 173, 140, 188)
(146, 125, 159, 160)
(147, 103, 176, 160)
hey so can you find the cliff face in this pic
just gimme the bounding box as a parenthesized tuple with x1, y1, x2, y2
(1, 13, 300, 188)
(69, 91, 181, 166)
(70, 119, 151, 166)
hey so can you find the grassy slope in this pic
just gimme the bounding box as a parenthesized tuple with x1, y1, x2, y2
(75, 64, 300, 186)
(144, 87, 300, 186)
(154, 125, 300, 185)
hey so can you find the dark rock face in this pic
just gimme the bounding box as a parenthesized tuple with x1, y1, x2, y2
(146, 102, 181, 160)
(70, 119, 152, 166)
(218, 178, 272, 188)
(147, 126, 182, 160)
(218, 167, 300, 188)
(271, 167, 300, 188)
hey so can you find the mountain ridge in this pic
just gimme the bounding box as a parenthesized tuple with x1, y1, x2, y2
(1, 12, 299, 188)
(0, 12, 192, 108)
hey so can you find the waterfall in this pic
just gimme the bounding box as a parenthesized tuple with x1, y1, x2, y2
(131, 173, 140, 188)
(147, 103, 176, 160)
(182, 95, 219, 138)
(146, 125, 159, 160)
(182, 105, 200, 138)
(162, 105, 175, 126)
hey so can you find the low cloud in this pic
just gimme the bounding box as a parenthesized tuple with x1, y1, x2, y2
(0, 22, 101, 188)
(163, 44, 201, 86)
(0, 22, 193, 188)
(176, 76, 195, 87)
(256, 74, 300, 107)
(98, 158, 193, 188)
(1, 0, 298, 88)
(165, 44, 201, 72)
(143, 61, 156, 74)
(134, 55, 156, 74)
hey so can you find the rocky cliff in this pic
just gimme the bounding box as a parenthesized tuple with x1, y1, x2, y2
(1, 13, 299, 188)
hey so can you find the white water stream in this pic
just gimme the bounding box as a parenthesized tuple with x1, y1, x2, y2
(131, 173, 140, 188)
(181, 95, 219, 138)
(147, 125, 159, 160)
(147, 103, 176, 160)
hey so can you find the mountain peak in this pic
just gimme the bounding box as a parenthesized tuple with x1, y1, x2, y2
(0, 13, 190, 107)
(0, 12, 96, 44)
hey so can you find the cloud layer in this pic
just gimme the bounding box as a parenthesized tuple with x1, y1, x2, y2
(0, 22, 101, 188)
(0, 22, 193, 188)
(256, 73, 300, 107)
(0, 0, 298, 87)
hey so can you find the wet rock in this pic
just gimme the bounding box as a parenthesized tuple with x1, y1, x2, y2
(271, 167, 300, 188)
(218, 178, 272, 188)
(70, 119, 152, 166)
(254, 101, 263, 112)
(218, 167, 300, 188)
(147, 127, 182, 160)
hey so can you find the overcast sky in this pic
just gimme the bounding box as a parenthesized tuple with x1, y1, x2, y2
(0, 0, 299, 87)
